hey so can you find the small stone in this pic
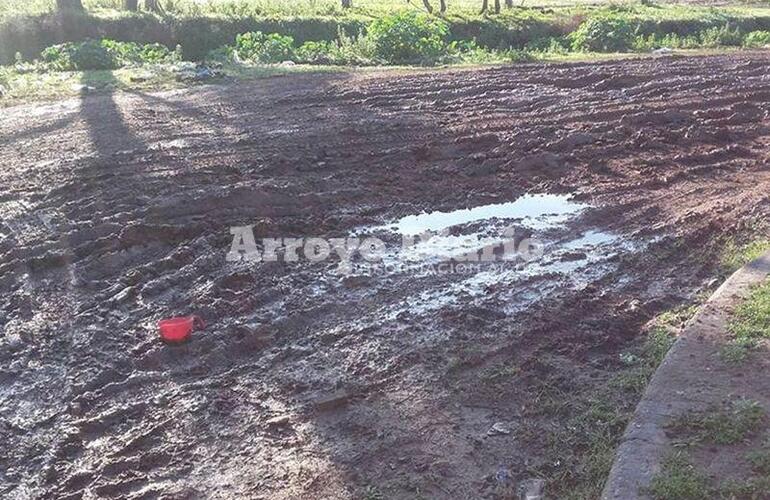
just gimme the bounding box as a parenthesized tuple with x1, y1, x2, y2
(265, 415, 291, 427)
(315, 389, 354, 412)
(518, 478, 545, 500)
(69, 401, 83, 416)
(487, 422, 511, 436)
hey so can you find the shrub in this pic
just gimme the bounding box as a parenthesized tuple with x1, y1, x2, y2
(632, 32, 700, 50)
(295, 40, 336, 64)
(0, 66, 10, 92)
(367, 11, 449, 64)
(40, 39, 176, 71)
(699, 24, 743, 48)
(525, 36, 570, 54)
(234, 31, 295, 63)
(570, 16, 636, 52)
(444, 40, 534, 64)
(42, 40, 120, 70)
(743, 30, 770, 47)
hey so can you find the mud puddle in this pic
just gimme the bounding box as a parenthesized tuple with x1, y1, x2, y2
(348, 194, 646, 320)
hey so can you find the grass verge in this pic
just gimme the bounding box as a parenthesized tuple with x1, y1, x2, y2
(721, 277, 770, 363)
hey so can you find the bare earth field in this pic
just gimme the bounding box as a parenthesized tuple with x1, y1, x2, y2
(1, 53, 770, 499)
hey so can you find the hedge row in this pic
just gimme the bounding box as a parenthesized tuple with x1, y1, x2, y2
(4, 10, 770, 65)
(0, 12, 368, 63)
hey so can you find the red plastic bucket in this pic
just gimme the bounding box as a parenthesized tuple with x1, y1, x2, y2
(158, 315, 205, 343)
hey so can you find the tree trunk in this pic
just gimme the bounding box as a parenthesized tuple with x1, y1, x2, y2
(480, 0, 488, 13)
(56, 0, 84, 10)
(505, 0, 513, 7)
(125, 0, 138, 10)
(422, 0, 433, 13)
(341, 0, 352, 8)
(145, 0, 163, 12)
(494, 0, 500, 13)
(439, 0, 447, 12)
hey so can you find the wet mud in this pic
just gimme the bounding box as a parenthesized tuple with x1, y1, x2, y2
(1, 53, 770, 499)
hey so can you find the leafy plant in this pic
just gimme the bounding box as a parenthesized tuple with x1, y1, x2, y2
(699, 24, 743, 48)
(367, 11, 449, 64)
(295, 40, 337, 64)
(570, 16, 636, 52)
(40, 39, 176, 71)
(234, 31, 296, 63)
(744, 30, 770, 48)
(648, 452, 711, 500)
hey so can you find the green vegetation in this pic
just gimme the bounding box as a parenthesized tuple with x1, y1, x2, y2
(233, 31, 296, 62)
(721, 278, 770, 363)
(721, 238, 770, 273)
(669, 399, 765, 445)
(3, 2, 770, 105)
(744, 29, 770, 46)
(731, 280, 770, 342)
(650, 441, 770, 499)
(748, 444, 770, 475)
(524, 305, 689, 499)
(611, 304, 695, 396)
(570, 16, 635, 52)
(39, 39, 179, 70)
(367, 11, 448, 64)
(4, 4, 770, 66)
(649, 452, 711, 500)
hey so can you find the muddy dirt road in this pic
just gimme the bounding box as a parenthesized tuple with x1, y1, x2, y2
(1, 53, 770, 499)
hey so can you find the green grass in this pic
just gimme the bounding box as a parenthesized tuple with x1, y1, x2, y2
(649, 451, 711, 500)
(0, 48, 756, 107)
(526, 306, 687, 499)
(721, 238, 770, 273)
(650, 448, 770, 500)
(731, 279, 770, 342)
(0, 0, 633, 20)
(748, 444, 770, 475)
(0, 61, 352, 106)
(720, 278, 770, 363)
(669, 399, 766, 445)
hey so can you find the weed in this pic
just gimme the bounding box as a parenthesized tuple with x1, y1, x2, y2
(730, 280, 770, 342)
(699, 23, 744, 48)
(669, 399, 765, 445)
(744, 30, 770, 47)
(648, 451, 711, 500)
(721, 238, 770, 273)
(569, 16, 636, 52)
(748, 445, 770, 475)
(718, 476, 770, 499)
(234, 31, 295, 63)
(367, 11, 449, 64)
(39, 39, 177, 71)
(720, 337, 758, 364)
(362, 485, 385, 500)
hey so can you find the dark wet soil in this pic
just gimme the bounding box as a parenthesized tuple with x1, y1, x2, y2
(1, 53, 770, 499)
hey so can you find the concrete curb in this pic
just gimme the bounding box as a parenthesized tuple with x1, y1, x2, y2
(601, 251, 770, 500)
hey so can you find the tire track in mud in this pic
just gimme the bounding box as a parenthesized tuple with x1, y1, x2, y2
(1, 54, 770, 499)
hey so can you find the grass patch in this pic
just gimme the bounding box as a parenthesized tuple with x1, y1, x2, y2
(721, 238, 770, 274)
(0, 61, 349, 105)
(5, 4, 770, 64)
(669, 399, 765, 445)
(730, 279, 770, 342)
(648, 451, 711, 500)
(530, 306, 686, 499)
(650, 448, 770, 499)
(720, 278, 770, 364)
(748, 445, 770, 475)
(612, 307, 688, 397)
(719, 476, 770, 499)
